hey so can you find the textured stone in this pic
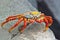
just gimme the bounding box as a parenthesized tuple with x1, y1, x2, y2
(0, 0, 56, 40)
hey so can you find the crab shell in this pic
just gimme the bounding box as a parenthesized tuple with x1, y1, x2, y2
(23, 11, 41, 19)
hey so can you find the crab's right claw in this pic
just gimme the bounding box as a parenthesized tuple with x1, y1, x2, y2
(43, 16, 53, 32)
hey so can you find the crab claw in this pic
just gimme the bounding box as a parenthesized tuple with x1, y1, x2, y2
(35, 13, 53, 32)
(45, 16, 53, 26)
(1, 16, 17, 27)
(43, 16, 53, 32)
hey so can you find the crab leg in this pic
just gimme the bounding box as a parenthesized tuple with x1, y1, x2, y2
(29, 19, 35, 23)
(35, 17, 49, 32)
(1, 16, 17, 27)
(19, 18, 35, 33)
(35, 13, 45, 23)
(35, 19, 44, 23)
(45, 16, 53, 26)
(19, 18, 27, 33)
(8, 18, 23, 33)
(43, 17, 49, 32)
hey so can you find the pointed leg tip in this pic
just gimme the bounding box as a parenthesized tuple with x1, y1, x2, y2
(19, 30, 23, 34)
(43, 28, 48, 32)
(1, 23, 3, 27)
(8, 30, 11, 33)
(43, 30, 47, 32)
(1, 21, 7, 27)
(0, 24, 4, 29)
(19, 32, 23, 35)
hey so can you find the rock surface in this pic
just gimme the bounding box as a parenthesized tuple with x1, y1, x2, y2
(0, 0, 56, 40)
(0, 22, 56, 40)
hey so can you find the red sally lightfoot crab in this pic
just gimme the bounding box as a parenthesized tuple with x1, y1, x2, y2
(1, 11, 53, 33)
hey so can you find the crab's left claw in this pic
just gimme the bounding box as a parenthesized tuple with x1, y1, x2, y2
(1, 16, 17, 27)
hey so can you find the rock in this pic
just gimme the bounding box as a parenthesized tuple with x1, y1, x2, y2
(0, 0, 56, 40)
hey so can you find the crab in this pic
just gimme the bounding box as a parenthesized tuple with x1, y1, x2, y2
(1, 11, 53, 33)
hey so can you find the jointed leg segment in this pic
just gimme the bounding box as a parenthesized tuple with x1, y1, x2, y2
(1, 16, 17, 27)
(19, 18, 27, 33)
(19, 19, 35, 33)
(8, 18, 23, 33)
